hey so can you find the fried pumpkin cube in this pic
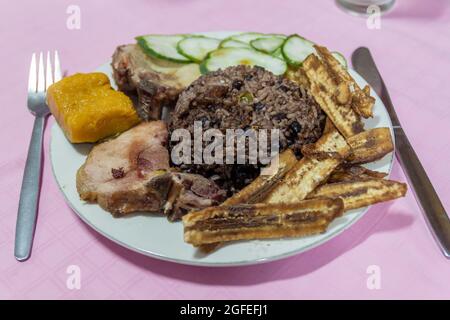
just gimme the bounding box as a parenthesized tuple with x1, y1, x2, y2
(47, 73, 140, 143)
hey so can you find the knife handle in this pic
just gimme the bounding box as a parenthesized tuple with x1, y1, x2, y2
(394, 127, 450, 258)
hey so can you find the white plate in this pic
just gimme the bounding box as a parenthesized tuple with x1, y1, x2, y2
(50, 31, 394, 266)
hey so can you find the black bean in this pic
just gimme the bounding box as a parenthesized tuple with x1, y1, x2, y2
(294, 148, 303, 158)
(198, 116, 209, 126)
(273, 112, 286, 120)
(286, 137, 295, 146)
(290, 121, 302, 134)
(253, 102, 266, 111)
(279, 84, 290, 92)
(232, 79, 244, 90)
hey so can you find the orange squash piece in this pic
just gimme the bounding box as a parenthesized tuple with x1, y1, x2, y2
(47, 73, 140, 143)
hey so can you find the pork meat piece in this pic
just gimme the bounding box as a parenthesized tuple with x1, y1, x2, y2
(111, 44, 200, 120)
(164, 173, 227, 221)
(76, 121, 225, 219)
(76, 121, 171, 215)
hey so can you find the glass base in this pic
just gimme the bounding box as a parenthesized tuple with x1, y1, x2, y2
(335, 0, 395, 16)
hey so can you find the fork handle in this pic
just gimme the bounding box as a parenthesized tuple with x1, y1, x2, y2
(14, 116, 46, 261)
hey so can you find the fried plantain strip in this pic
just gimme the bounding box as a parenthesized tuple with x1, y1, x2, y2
(263, 130, 350, 204)
(222, 149, 298, 206)
(307, 179, 407, 210)
(200, 150, 298, 252)
(199, 150, 298, 252)
(327, 164, 387, 183)
(183, 198, 344, 246)
(303, 53, 364, 138)
(347, 127, 394, 164)
(314, 45, 375, 118)
(351, 85, 376, 118)
(323, 117, 337, 135)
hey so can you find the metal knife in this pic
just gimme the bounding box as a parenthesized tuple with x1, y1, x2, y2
(352, 47, 450, 258)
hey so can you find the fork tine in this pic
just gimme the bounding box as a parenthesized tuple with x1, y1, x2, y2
(37, 52, 45, 92)
(28, 53, 37, 93)
(54, 51, 62, 82)
(45, 51, 53, 90)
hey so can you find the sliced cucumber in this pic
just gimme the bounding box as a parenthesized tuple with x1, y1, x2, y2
(201, 47, 287, 75)
(281, 34, 348, 68)
(177, 36, 221, 62)
(136, 34, 190, 63)
(281, 34, 315, 67)
(250, 36, 285, 54)
(230, 32, 286, 45)
(229, 32, 267, 44)
(219, 38, 251, 49)
(272, 47, 284, 59)
(331, 51, 348, 68)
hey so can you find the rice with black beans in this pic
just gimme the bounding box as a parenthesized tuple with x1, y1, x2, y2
(169, 65, 325, 195)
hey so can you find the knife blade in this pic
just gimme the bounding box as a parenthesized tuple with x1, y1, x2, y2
(352, 47, 450, 258)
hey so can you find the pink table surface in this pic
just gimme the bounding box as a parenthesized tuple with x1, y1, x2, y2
(1, 0, 450, 300)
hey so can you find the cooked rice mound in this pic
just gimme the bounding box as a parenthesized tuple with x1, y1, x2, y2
(169, 65, 325, 194)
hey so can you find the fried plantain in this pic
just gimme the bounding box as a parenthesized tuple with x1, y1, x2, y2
(183, 198, 344, 246)
(307, 179, 407, 210)
(314, 45, 375, 118)
(327, 164, 387, 183)
(347, 127, 394, 164)
(323, 117, 337, 135)
(303, 53, 364, 138)
(263, 130, 350, 204)
(222, 149, 298, 206)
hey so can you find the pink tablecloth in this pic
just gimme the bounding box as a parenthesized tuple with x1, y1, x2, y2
(1, 0, 449, 300)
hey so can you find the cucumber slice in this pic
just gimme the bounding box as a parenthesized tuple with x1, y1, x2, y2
(331, 51, 348, 68)
(229, 32, 267, 44)
(250, 36, 285, 54)
(281, 34, 315, 67)
(201, 47, 287, 75)
(136, 34, 190, 63)
(272, 47, 284, 59)
(219, 39, 250, 49)
(280, 34, 347, 68)
(230, 32, 286, 45)
(177, 36, 221, 62)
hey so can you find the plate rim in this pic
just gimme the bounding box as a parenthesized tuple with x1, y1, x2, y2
(49, 31, 395, 267)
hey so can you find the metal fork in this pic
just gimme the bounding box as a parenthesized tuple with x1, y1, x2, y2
(14, 51, 61, 261)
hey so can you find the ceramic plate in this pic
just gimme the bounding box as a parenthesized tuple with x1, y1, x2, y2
(50, 31, 394, 266)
